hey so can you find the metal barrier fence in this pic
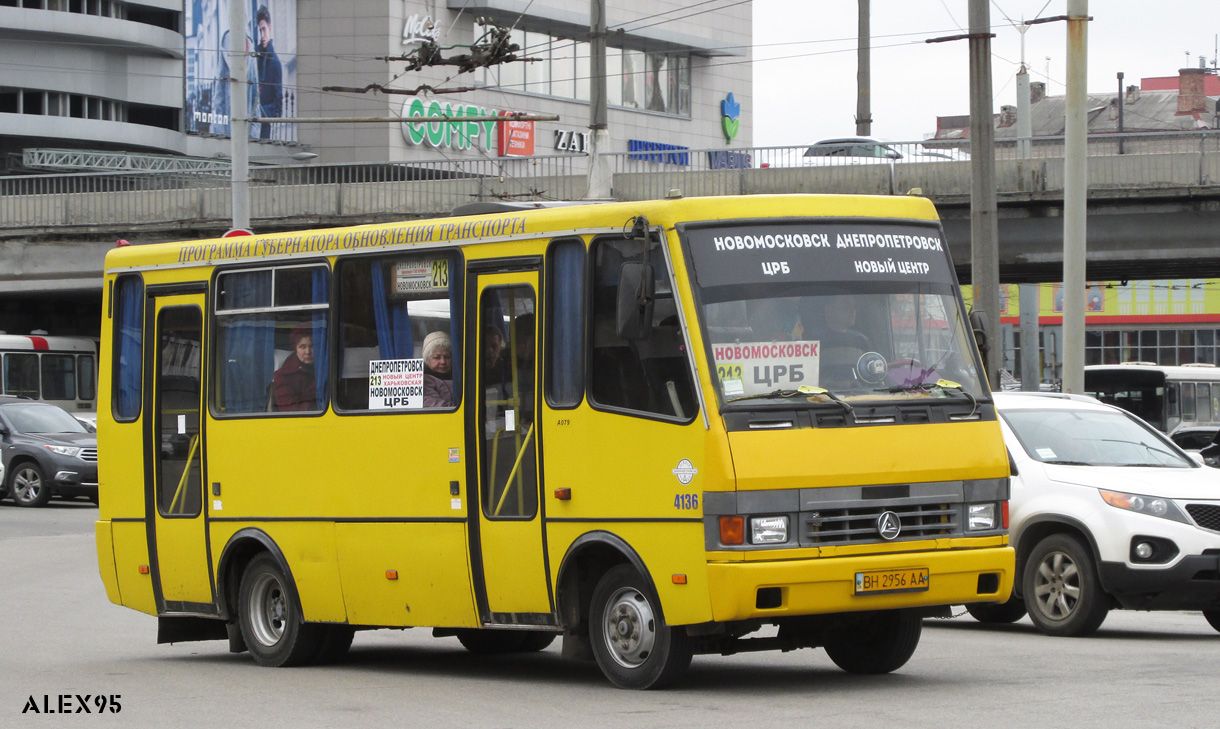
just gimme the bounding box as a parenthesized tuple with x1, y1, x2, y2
(2, 131, 1219, 231)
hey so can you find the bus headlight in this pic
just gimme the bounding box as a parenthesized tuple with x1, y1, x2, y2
(750, 516, 789, 544)
(967, 503, 997, 531)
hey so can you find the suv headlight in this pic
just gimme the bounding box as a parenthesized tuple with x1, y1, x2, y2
(44, 445, 82, 458)
(1099, 489, 1190, 523)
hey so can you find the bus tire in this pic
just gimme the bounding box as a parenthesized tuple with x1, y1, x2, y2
(517, 632, 557, 652)
(312, 625, 355, 664)
(1022, 533, 1109, 637)
(10, 462, 51, 507)
(237, 553, 320, 667)
(455, 629, 526, 654)
(588, 565, 691, 690)
(965, 595, 1027, 624)
(824, 611, 922, 674)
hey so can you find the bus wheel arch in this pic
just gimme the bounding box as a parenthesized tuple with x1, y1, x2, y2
(216, 529, 298, 623)
(555, 532, 691, 689)
(554, 531, 652, 637)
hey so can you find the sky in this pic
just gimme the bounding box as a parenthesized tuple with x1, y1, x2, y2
(752, 1, 1220, 147)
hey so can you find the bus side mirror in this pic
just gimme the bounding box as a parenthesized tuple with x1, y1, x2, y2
(969, 309, 990, 359)
(616, 261, 655, 340)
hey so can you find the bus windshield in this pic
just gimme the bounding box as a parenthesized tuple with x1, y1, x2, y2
(682, 220, 986, 405)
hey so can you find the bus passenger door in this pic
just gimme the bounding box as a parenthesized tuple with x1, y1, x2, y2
(146, 293, 214, 613)
(467, 271, 553, 622)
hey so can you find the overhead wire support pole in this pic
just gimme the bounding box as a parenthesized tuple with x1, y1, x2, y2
(586, 0, 612, 199)
(856, 0, 871, 137)
(929, 11, 1002, 389)
(967, 0, 1001, 391)
(1061, 0, 1090, 394)
(228, 0, 249, 230)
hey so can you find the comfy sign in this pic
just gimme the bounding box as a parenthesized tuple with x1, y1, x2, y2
(401, 98, 498, 150)
(498, 115, 535, 157)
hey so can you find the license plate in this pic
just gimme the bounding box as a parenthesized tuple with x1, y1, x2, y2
(855, 568, 930, 595)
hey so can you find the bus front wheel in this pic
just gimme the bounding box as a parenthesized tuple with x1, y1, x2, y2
(237, 553, 320, 667)
(823, 611, 922, 674)
(588, 565, 691, 690)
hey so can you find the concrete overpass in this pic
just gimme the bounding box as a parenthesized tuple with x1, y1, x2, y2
(2, 136, 1219, 334)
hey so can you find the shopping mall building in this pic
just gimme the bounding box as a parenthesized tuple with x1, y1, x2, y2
(0, 0, 753, 170)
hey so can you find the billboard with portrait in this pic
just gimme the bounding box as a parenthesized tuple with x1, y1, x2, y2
(185, 0, 297, 142)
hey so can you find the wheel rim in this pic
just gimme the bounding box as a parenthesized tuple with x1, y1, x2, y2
(13, 468, 42, 502)
(1033, 550, 1081, 621)
(247, 571, 288, 647)
(601, 586, 657, 669)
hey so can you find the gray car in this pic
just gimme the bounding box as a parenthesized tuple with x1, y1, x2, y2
(0, 397, 98, 507)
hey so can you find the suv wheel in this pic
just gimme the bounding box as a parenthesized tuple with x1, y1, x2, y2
(1022, 533, 1109, 637)
(10, 462, 51, 507)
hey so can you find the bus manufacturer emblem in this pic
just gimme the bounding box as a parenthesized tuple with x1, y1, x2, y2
(672, 459, 698, 485)
(876, 511, 902, 540)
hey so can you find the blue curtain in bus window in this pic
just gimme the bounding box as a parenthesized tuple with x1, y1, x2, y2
(221, 271, 274, 413)
(310, 268, 329, 409)
(115, 275, 143, 419)
(371, 261, 414, 359)
(549, 242, 585, 405)
(449, 259, 462, 397)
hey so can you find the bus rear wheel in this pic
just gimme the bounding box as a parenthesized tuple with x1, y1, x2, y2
(588, 565, 691, 690)
(237, 553, 320, 667)
(823, 611, 922, 674)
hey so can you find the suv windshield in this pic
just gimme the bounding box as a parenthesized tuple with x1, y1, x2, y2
(1004, 407, 1192, 468)
(681, 220, 986, 407)
(2, 402, 89, 434)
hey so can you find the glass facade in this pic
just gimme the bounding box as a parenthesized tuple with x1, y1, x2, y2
(479, 24, 691, 117)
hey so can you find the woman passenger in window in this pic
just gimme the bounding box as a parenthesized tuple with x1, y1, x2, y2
(422, 330, 454, 408)
(273, 325, 316, 411)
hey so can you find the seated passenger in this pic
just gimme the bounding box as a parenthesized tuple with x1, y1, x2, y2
(422, 330, 454, 408)
(273, 325, 316, 411)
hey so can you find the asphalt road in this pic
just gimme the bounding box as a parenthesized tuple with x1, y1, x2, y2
(3, 501, 1219, 729)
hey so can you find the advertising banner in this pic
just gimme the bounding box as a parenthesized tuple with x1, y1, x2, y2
(185, 0, 297, 142)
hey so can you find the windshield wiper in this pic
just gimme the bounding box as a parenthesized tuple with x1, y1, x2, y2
(726, 385, 855, 418)
(1042, 459, 1092, 466)
(885, 378, 979, 417)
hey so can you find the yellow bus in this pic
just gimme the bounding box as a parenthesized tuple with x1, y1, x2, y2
(96, 194, 1013, 689)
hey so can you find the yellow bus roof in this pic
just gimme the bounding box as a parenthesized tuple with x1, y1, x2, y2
(103, 194, 941, 272)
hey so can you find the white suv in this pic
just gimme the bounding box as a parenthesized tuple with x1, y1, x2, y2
(968, 392, 1220, 636)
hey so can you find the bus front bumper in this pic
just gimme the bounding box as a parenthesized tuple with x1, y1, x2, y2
(705, 545, 1015, 622)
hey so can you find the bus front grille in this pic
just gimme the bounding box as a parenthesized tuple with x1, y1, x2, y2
(803, 503, 959, 545)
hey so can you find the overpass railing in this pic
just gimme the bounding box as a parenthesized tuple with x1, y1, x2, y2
(2, 131, 1218, 231)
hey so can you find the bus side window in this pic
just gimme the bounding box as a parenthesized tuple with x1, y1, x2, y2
(546, 239, 585, 408)
(335, 252, 461, 411)
(113, 274, 144, 420)
(4, 353, 39, 399)
(214, 264, 330, 416)
(588, 236, 695, 420)
(1182, 382, 1197, 422)
(1198, 383, 1212, 423)
(41, 354, 76, 401)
